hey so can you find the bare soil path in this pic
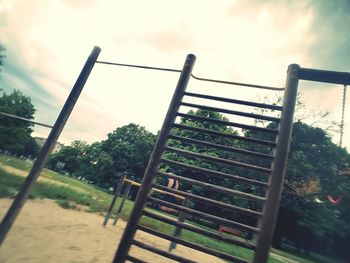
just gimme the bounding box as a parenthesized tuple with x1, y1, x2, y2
(0, 198, 225, 263)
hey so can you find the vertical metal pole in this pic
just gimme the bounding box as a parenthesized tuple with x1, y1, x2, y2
(103, 176, 126, 226)
(112, 54, 196, 263)
(113, 182, 132, 225)
(0, 46, 101, 246)
(253, 64, 300, 263)
(169, 197, 188, 251)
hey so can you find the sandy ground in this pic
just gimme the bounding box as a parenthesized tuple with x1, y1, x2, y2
(0, 198, 226, 263)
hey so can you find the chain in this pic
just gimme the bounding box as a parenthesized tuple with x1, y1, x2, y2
(339, 85, 347, 147)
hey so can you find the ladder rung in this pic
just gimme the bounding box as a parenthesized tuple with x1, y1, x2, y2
(152, 183, 262, 218)
(181, 101, 281, 122)
(165, 146, 272, 174)
(184, 91, 283, 111)
(173, 124, 276, 147)
(143, 210, 256, 250)
(148, 196, 260, 233)
(156, 171, 266, 203)
(161, 158, 268, 187)
(126, 255, 147, 263)
(138, 225, 249, 263)
(132, 240, 196, 263)
(169, 134, 274, 160)
(177, 113, 278, 134)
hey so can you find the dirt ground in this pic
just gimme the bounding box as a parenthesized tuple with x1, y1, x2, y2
(0, 198, 225, 263)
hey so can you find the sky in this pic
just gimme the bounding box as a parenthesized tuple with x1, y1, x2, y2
(0, 0, 350, 149)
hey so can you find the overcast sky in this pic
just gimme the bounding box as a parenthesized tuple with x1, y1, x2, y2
(0, 0, 349, 149)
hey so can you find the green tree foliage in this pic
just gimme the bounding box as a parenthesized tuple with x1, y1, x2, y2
(48, 140, 90, 174)
(48, 140, 114, 187)
(47, 123, 156, 188)
(101, 123, 156, 182)
(271, 122, 350, 255)
(0, 90, 38, 156)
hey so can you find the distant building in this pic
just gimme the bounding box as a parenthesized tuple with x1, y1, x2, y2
(34, 137, 64, 153)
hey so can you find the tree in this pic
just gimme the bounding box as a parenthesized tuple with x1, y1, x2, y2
(272, 122, 350, 256)
(47, 140, 89, 175)
(101, 123, 156, 183)
(0, 90, 37, 155)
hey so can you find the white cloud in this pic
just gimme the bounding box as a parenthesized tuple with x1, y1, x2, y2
(1, 0, 349, 149)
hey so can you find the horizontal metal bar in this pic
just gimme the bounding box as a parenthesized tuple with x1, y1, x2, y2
(169, 134, 274, 160)
(184, 92, 283, 111)
(156, 171, 266, 203)
(173, 124, 276, 147)
(161, 158, 268, 187)
(96, 60, 181, 73)
(180, 102, 280, 122)
(95, 60, 284, 91)
(177, 113, 278, 134)
(153, 183, 262, 218)
(0, 111, 53, 128)
(138, 225, 249, 263)
(298, 66, 350, 85)
(125, 255, 147, 263)
(191, 74, 284, 91)
(132, 239, 196, 263)
(148, 197, 259, 233)
(165, 146, 272, 174)
(143, 210, 256, 250)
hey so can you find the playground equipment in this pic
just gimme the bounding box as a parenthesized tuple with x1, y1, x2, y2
(0, 46, 349, 263)
(103, 176, 188, 252)
(110, 58, 350, 263)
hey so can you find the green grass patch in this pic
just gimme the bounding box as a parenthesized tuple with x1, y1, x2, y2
(0, 154, 336, 263)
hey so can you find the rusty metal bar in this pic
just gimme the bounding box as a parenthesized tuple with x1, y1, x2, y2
(173, 124, 276, 147)
(132, 240, 196, 263)
(169, 134, 274, 160)
(113, 181, 132, 225)
(298, 67, 350, 85)
(96, 60, 181, 73)
(0, 46, 101, 246)
(160, 158, 268, 187)
(169, 198, 188, 251)
(156, 171, 266, 203)
(180, 102, 280, 122)
(112, 54, 196, 263)
(184, 92, 283, 111)
(125, 255, 146, 263)
(0, 111, 53, 128)
(165, 146, 272, 174)
(191, 74, 284, 91)
(148, 196, 259, 233)
(96, 60, 284, 90)
(143, 210, 256, 250)
(103, 175, 126, 226)
(152, 184, 262, 219)
(137, 225, 249, 263)
(253, 64, 300, 263)
(177, 113, 278, 134)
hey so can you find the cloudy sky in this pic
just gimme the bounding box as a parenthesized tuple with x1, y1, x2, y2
(0, 0, 349, 149)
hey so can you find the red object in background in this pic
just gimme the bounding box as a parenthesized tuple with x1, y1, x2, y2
(327, 195, 343, 205)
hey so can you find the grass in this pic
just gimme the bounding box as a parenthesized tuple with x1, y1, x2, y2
(0, 153, 339, 263)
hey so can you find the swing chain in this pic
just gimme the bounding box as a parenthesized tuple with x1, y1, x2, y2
(339, 84, 347, 147)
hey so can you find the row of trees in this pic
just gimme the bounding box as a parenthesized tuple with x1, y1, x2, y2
(47, 124, 156, 188)
(46, 108, 350, 259)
